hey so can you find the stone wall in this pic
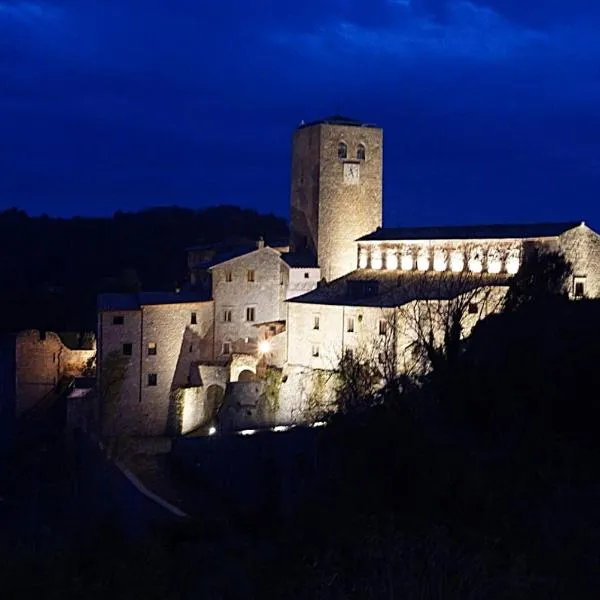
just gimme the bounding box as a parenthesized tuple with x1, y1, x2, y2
(212, 247, 287, 359)
(15, 330, 96, 415)
(98, 301, 214, 437)
(318, 124, 383, 281)
(289, 124, 321, 258)
(287, 284, 507, 392)
(98, 309, 143, 436)
(558, 224, 600, 298)
(290, 122, 383, 281)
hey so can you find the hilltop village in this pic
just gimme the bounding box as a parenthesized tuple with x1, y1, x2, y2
(95, 115, 600, 439)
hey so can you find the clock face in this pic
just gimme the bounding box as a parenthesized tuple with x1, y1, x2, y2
(343, 162, 360, 185)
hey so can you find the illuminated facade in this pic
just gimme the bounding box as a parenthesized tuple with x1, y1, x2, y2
(97, 116, 600, 436)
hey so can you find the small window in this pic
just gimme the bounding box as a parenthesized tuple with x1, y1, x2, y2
(304, 272, 310, 279)
(378, 319, 387, 336)
(378, 352, 385, 364)
(345, 348, 354, 360)
(247, 270, 255, 282)
(347, 317, 355, 333)
(223, 342, 231, 355)
(147, 342, 157, 356)
(189, 343, 194, 353)
(223, 309, 232, 322)
(225, 270, 233, 283)
(52, 353, 56, 363)
(468, 302, 479, 314)
(123, 343, 133, 356)
(40, 331, 46, 341)
(147, 373, 157, 386)
(357, 143, 366, 160)
(338, 142, 347, 159)
(112, 315, 124, 325)
(191, 312, 197, 325)
(574, 277, 586, 298)
(313, 315, 320, 330)
(312, 345, 320, 357)
(246, 307, 256, 322)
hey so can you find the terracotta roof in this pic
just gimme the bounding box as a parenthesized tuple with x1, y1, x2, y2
(358, 221, 583, 242)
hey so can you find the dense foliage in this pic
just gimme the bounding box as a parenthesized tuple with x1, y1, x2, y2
(0, 206, 287, 334)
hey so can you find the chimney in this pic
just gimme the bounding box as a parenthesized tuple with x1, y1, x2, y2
(257, 236, 265, 249)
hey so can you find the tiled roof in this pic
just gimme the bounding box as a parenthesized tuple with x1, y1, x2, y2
(358, 221, 583, 242)
(280, 251, 319, 268)
(97, 290, 211, 311)
(288, 270, 509, 308)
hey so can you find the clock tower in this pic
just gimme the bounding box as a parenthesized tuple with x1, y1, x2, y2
(289, 115, 383, 281)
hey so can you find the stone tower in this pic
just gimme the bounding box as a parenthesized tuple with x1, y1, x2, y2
(289, 116, 383, 281)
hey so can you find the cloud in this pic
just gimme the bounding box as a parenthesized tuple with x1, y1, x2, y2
(271, 1, 547, 62)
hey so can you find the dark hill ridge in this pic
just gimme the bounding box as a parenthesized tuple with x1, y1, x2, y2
(0, 205, 288, 333)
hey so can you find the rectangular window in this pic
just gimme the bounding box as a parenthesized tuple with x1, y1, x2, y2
(112, 315, 124, 325)
(574, 277, 586, 298)
(225, 270, 233, 282)
(468, 302, 479, 314)
(123, 343, 133, 356)
(191, 312, 197, 325)
(304, 272, 310, 279)
(223, 342, 231, 355)
(147, 373, 157, 386)
(345, 348, 354, 360)
(379, 319, 387, 336)
(147, 342, 157, 356)
(189, 343, 194, 353)
(313, 315, 320, 330)
(246, 307, 256, 322)
(247, 269, 255, 282)
(347, 317, 355, 333)
(223, 309, 232, 322)
(311, 345, 320, 358)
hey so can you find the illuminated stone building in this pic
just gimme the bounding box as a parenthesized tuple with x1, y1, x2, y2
(97, 116, 600, 436)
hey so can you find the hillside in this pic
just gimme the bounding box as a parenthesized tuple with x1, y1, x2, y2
(0, 206, 288, 334)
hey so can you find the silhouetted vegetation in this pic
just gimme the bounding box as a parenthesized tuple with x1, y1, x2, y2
(0, 206, 287, 334)
(3, 249, 599, 598)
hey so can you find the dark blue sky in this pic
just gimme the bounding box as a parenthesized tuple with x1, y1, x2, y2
(1, 0, 599, 227)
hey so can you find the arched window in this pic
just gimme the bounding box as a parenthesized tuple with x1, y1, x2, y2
(357, 143, 366, 160)
(338, 142, 347, 159)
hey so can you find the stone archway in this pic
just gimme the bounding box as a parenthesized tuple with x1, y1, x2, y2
(206, 384, 225, 421)
(237, 369, 257, 382)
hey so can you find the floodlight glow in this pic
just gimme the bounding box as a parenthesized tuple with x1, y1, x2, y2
(358, 251, 368, 269)
(240, 429, 256, 436)
(417, 253, 429, 272)
(273, 425, 289, 432)
(312, 421, 326, 428)
(386, 251, 398, 270)
(468, 258, 482, 273)
(450, 251, 464, 273)
(506, 256, 520, 274)
(487, 259, 502, 274)
(208, 426, 217, 436)
(258, 340, 271, 354)
(371, 248, 383, 270)
(433, 251, 447, 272)
(400, 254, 413, 271)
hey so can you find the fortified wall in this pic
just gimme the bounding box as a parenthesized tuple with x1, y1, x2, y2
(15, 329, 96, 415)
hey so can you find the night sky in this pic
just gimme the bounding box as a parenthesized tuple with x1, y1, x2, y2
(1, 0, 599, 228)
